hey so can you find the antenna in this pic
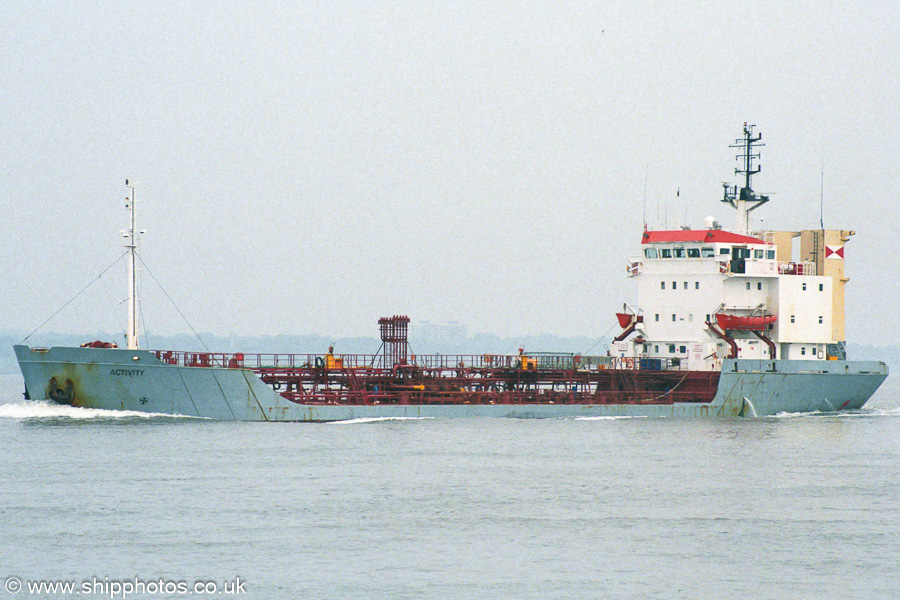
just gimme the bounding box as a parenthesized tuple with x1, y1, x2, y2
(731, 122, 763, 190)
(642, 163, 649, 229)
(122, 179, 143, 349)
(722, 123, 770, 234)
(820, 154, 825, 230)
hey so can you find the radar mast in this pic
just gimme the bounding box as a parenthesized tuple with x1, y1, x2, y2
(722, 123, 769, 234)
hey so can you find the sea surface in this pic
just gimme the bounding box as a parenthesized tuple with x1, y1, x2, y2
(1, 372, 898, 600)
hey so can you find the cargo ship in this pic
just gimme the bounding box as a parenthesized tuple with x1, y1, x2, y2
(14, 125, 888, 419)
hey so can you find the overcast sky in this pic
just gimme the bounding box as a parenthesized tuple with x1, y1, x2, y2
(2, 1, 898, 345)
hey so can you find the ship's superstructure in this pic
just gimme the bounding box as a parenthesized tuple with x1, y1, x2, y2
(615, 125, 850, 370)
(13, 125, 888, 419)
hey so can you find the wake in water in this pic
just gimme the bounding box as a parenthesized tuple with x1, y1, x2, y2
(771, 406, 900, 419)
(0, 400, 197, 420)
(573, 415, 650, 421)
(327, 416, 436, 425)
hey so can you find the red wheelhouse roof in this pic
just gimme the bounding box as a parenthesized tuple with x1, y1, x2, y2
(640, 230, 769, 244)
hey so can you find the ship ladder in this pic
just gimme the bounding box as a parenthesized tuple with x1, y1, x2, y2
(346, 368, 369, 404)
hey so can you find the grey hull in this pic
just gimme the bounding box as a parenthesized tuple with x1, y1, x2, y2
(14, 345, 889, 420)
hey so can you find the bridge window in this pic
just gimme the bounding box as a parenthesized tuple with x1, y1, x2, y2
(672, 314, 676, 322)
(672, 281, 676, 289)
(674, 248, 686, 258)
(746, 282, 751, 290)
(791, 315, 795, 323)
(802, 283, 807, 291)
(660, 249, 672, 258)
(819, 316, 823, 324)
(679, 345, 687, 353)
(683, 281, 688, 289)
(767, 250, 775, 259)
(695, 282, 700, 289)
(661, 281, 665, 289)
(757, 282, 762, 290)
(655, 314, 660, 322)
(668, 344, 675, 353)
(688, 248, 700, 258)
(819, 283, 824, 291)
(644, 248, 658, 259)
(720, 248, 730, 255)
(754, 249, 764, 259)
(701, 247, 715, 257)
(801, 347, 806, 355)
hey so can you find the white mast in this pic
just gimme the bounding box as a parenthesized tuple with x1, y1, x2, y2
(123, 179, 142, 349)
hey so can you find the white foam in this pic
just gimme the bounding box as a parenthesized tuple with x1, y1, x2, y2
(574, 415, 650, 420)
(771, 410, 824, 419)
(0, 400, 194, 420)
(830, 406, 900, 418)
(771, 406, 900, 419)
(327, 416, 435, 425)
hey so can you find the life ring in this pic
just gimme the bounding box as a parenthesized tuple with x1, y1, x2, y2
(272, 381, 281, 391)
(315, 356, 325, 368)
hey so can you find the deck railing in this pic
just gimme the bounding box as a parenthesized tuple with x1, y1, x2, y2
(777, 261, 817, 276)
(151, 351, 689, 372)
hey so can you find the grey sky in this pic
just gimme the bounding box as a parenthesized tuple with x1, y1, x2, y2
(2, 1, 898, 344)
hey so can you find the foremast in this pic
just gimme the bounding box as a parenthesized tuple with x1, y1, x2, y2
(123, 179, 143, 349)
(722, 123, 769, 234)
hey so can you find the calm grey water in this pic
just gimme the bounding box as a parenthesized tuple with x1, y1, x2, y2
(1, 372, 898, 600)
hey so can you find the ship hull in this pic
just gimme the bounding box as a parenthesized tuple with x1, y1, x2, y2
(14, 346, 888, 420)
